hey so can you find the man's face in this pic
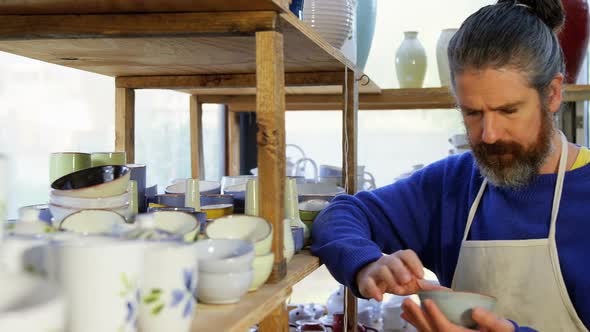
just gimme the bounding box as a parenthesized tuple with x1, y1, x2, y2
(454, 68, 554, 188)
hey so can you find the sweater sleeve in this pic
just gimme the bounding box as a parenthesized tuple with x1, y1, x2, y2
(508, 320, 538, 332)
(310, 160, 446, 297)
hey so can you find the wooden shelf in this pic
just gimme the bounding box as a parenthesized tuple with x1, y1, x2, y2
(0, 10, 355, 77)
(191, 251, 320, 332)
(0, 0, 288, 14)
(199, 85, 590, 112)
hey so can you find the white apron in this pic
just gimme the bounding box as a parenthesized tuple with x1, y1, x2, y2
(451, 132, 587, 331)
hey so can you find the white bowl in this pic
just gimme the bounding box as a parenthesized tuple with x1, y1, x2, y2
(197, 269, 253, 304)
(151, 211, 200, 242)
(0, 272, 65, 332)
(165, 180, 221, 195)
(249, 252, 274, 291)
(48, 202, 129, 227)
(205, 215, 272, 255)
(60, 209, 126, 234)
(50, 191, 129, 209)
(51, 167, 130, 199)
(194, 239, 255, 273)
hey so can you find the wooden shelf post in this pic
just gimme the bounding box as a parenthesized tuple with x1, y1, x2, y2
(115, 87, 135, 163)
(225, 106, 242, 176)
(189, 95, 204, 179)
(342, 69, 359, 332)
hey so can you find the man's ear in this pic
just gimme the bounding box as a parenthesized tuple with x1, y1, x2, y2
(546, 73, 564, 114)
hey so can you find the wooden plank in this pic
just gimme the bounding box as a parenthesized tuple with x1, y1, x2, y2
(214, 85, 590, 111)
(190, 252, 320, 332)
(0, 12, 278, 40)
(0, 0, 287, 14)
(189, 95, 204, 180)
(115, 87, 135, 163)
(342, 69, 358, 194)
(259, 303, 289, 332)
(116, 72, 345, 89)
(180, 74, 381, 95)
(226, 109, 241, 176)
(0, 11, 354, 77)
(255, 29, 287, 282)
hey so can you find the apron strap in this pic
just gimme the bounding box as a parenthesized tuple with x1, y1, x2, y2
(463, 178, 488, 241)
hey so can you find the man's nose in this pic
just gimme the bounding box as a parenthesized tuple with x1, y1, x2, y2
(481, 113, 499, 144)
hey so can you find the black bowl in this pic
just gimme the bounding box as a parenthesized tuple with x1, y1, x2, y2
(51, 165, 130, 190)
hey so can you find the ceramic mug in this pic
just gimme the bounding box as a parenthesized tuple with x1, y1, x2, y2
(245, 179, 259, 217)
(49, 152, 91, 184)
(91, 151, 127, 167)
(48, 236, 144, 332)
(318, 165, 376, 191)
(139, 242, 198, 332)
(184, 179, 200, 211)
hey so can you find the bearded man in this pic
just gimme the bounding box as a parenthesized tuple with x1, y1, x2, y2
(311, 1, 590, 331)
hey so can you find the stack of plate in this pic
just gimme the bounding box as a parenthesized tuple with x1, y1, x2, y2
(303, 0, 354, 49)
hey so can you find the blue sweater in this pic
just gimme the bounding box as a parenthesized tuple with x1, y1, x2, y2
(311, 152, 590, 331)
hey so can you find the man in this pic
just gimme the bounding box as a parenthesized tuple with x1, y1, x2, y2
(311, 1, 590, 331)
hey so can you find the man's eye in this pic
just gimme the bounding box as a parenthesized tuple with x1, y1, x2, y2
(463, 110, 481, 117)
(500, 108, 517, 114)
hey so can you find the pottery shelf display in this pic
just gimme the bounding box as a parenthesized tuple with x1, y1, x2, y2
(0, 1, 363, 331)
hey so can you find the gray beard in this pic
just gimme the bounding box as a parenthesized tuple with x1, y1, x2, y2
(474, 139, 554, 189)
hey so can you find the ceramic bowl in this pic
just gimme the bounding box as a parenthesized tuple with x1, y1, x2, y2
(297, 183, 345, 202)
(205, 215, 273, 255)
(201, 204, 234, 219)
(298, 199, 329, 222)
(201, 194, 234, 206)
(50, 191, 129, 209)
(155, 194, 185, 208)
(48, 202, 129, 227)
(165, 180, 221, 195)
(0, 272, 65, 331)
(59, 209, 126, 234)
(249, 252, 274, 291)
(197, 269, 253, 304)
(51, 165, 130, 198)
(150, 211, 200, 242)
(194, 239, 255, 273)
(417, 290, 497, 328)
(18, 204, 52, 223)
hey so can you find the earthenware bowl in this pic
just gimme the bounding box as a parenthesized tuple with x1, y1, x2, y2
(51, 165, 130, 198)
(417, 290, 497, 328)
(194, 239, 255, 273)
(205, 215, 272, 255)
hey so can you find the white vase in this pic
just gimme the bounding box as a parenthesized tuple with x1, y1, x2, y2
(303, 0, 354, 49)
(356, 0, 377, 71)
(395, 31, 427, 88)
(436, 28, 458, 87)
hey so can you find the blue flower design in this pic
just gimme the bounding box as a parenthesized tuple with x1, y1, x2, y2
(169, 268, 197, 319)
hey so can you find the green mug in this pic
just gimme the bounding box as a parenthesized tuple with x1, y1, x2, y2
(49, 152, 91, 184)
(91, 152, 127, 167)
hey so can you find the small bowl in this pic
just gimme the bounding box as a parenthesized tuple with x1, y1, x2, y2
(150, 211, 200, 242)
(50, 191, 129, 209)
(155, 194, 185, 208)
(197, 269, 253, 304)
(50, 165, 130, 198)
(201, 194, 234, 206)
(194, 239, 255, 273)
(59, 209, 126, 234)
(165, 180, 221, 195)
(48, 202, 129, 227)
(417, 290, 497, 328)
(297, 183, 345, 202)
(249, 252, 274, 291)
(201, 204, 234, 219)
(205, 215, 273, 255)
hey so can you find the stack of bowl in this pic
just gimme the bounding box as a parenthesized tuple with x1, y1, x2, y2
(48, 165, 131, 228)
(194, 239, 255, 304)
(205, 215, 274, 291)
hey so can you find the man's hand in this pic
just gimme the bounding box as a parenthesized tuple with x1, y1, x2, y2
(401, 298, 515, 332)
(356, 250, 441, 301)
